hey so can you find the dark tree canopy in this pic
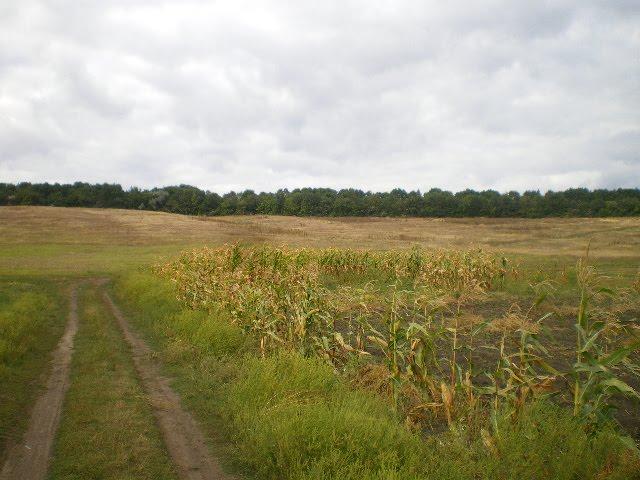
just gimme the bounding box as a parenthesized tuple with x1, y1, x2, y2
(1, 182, 639, 218)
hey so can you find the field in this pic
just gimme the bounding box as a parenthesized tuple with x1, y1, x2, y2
(0, 206, 639, 479)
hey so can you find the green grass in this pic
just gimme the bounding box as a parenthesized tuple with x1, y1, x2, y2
(49, 283, 177, 480)
(491, 252, 639, 298)
(113, 271, 640, 479)
(219, 352, 431, 479)
(0, 244, 185, 276)
(0, 277, 67, 463)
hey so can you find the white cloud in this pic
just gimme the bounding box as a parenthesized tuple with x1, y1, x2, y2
(0, 0, 638, 192)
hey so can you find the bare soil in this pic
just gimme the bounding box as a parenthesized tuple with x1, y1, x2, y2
(102, 289, 236, 480)
(0, 285, 79, 480)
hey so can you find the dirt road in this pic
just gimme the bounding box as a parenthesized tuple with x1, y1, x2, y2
(102, 290, 235, 480)
(1, 282, 236, 479)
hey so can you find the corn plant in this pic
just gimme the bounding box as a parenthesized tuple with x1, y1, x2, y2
(155, 244, 517, 426)
(570, 258, 640, 429)
(480, 282, 560, 416)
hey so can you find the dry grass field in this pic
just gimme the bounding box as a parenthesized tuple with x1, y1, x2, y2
(2, 206, 639, 254)
(1, 206, 639, 276)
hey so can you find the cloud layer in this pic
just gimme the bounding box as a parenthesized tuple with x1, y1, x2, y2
(1, 0, 638, 192)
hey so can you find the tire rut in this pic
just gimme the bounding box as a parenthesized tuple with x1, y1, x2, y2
(101, 289, 237, 480)
(0, 284, 79, 480)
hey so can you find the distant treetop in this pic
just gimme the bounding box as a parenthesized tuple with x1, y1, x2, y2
(1, 182, 639, 218)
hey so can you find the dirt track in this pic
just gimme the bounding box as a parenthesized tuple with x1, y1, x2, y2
(0, 285, 79, 480)
(1, 282, 236, 479)
(102, 290, 235, 480)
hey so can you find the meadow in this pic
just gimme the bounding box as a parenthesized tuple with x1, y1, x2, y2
(0, 206, 639, 479)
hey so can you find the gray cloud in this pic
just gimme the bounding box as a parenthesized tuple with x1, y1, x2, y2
(1, 0, 638, 193)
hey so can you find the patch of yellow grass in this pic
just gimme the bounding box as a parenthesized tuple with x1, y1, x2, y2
(489, 304, 542, 333)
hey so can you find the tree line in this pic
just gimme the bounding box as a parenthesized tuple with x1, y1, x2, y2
(1, 182, 639, 217)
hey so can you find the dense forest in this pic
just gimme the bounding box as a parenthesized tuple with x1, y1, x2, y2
(1, 182, 639, 217)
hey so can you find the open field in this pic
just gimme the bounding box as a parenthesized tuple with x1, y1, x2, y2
(1, 206, 639, 277)
(2, 206, 640, 254)
(0, 206, 638, 479)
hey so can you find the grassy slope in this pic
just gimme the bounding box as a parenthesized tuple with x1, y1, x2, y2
(49, 283, 177, 480)
(113, 272, 640, 480)
(1, 207, 638, 280)
(0, 277, 67, 463)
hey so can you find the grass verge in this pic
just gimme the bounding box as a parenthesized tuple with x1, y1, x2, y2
(49, 282, 177, 479)
(0, 277, 67, 463)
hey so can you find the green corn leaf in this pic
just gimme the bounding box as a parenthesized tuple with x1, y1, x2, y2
(597, 287, 616, 296)
(601, 341, 640, 367)
(537, 359, 561, 375)
(600, 378, 640, 398)
(471, 320, 490, 336)
(572, 362, 607, 374)
(581, 330, 603, 352)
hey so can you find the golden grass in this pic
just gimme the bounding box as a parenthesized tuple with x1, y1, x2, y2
(2, 206, 640, 253)
(1, 206, 638, 275)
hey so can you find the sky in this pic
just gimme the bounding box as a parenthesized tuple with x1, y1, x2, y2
(1, 1, 639, 193)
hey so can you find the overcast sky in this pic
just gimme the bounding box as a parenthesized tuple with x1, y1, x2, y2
(1, 1, 638, 193)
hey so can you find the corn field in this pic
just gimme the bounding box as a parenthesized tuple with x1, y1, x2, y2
(156, 244, 639, 435)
